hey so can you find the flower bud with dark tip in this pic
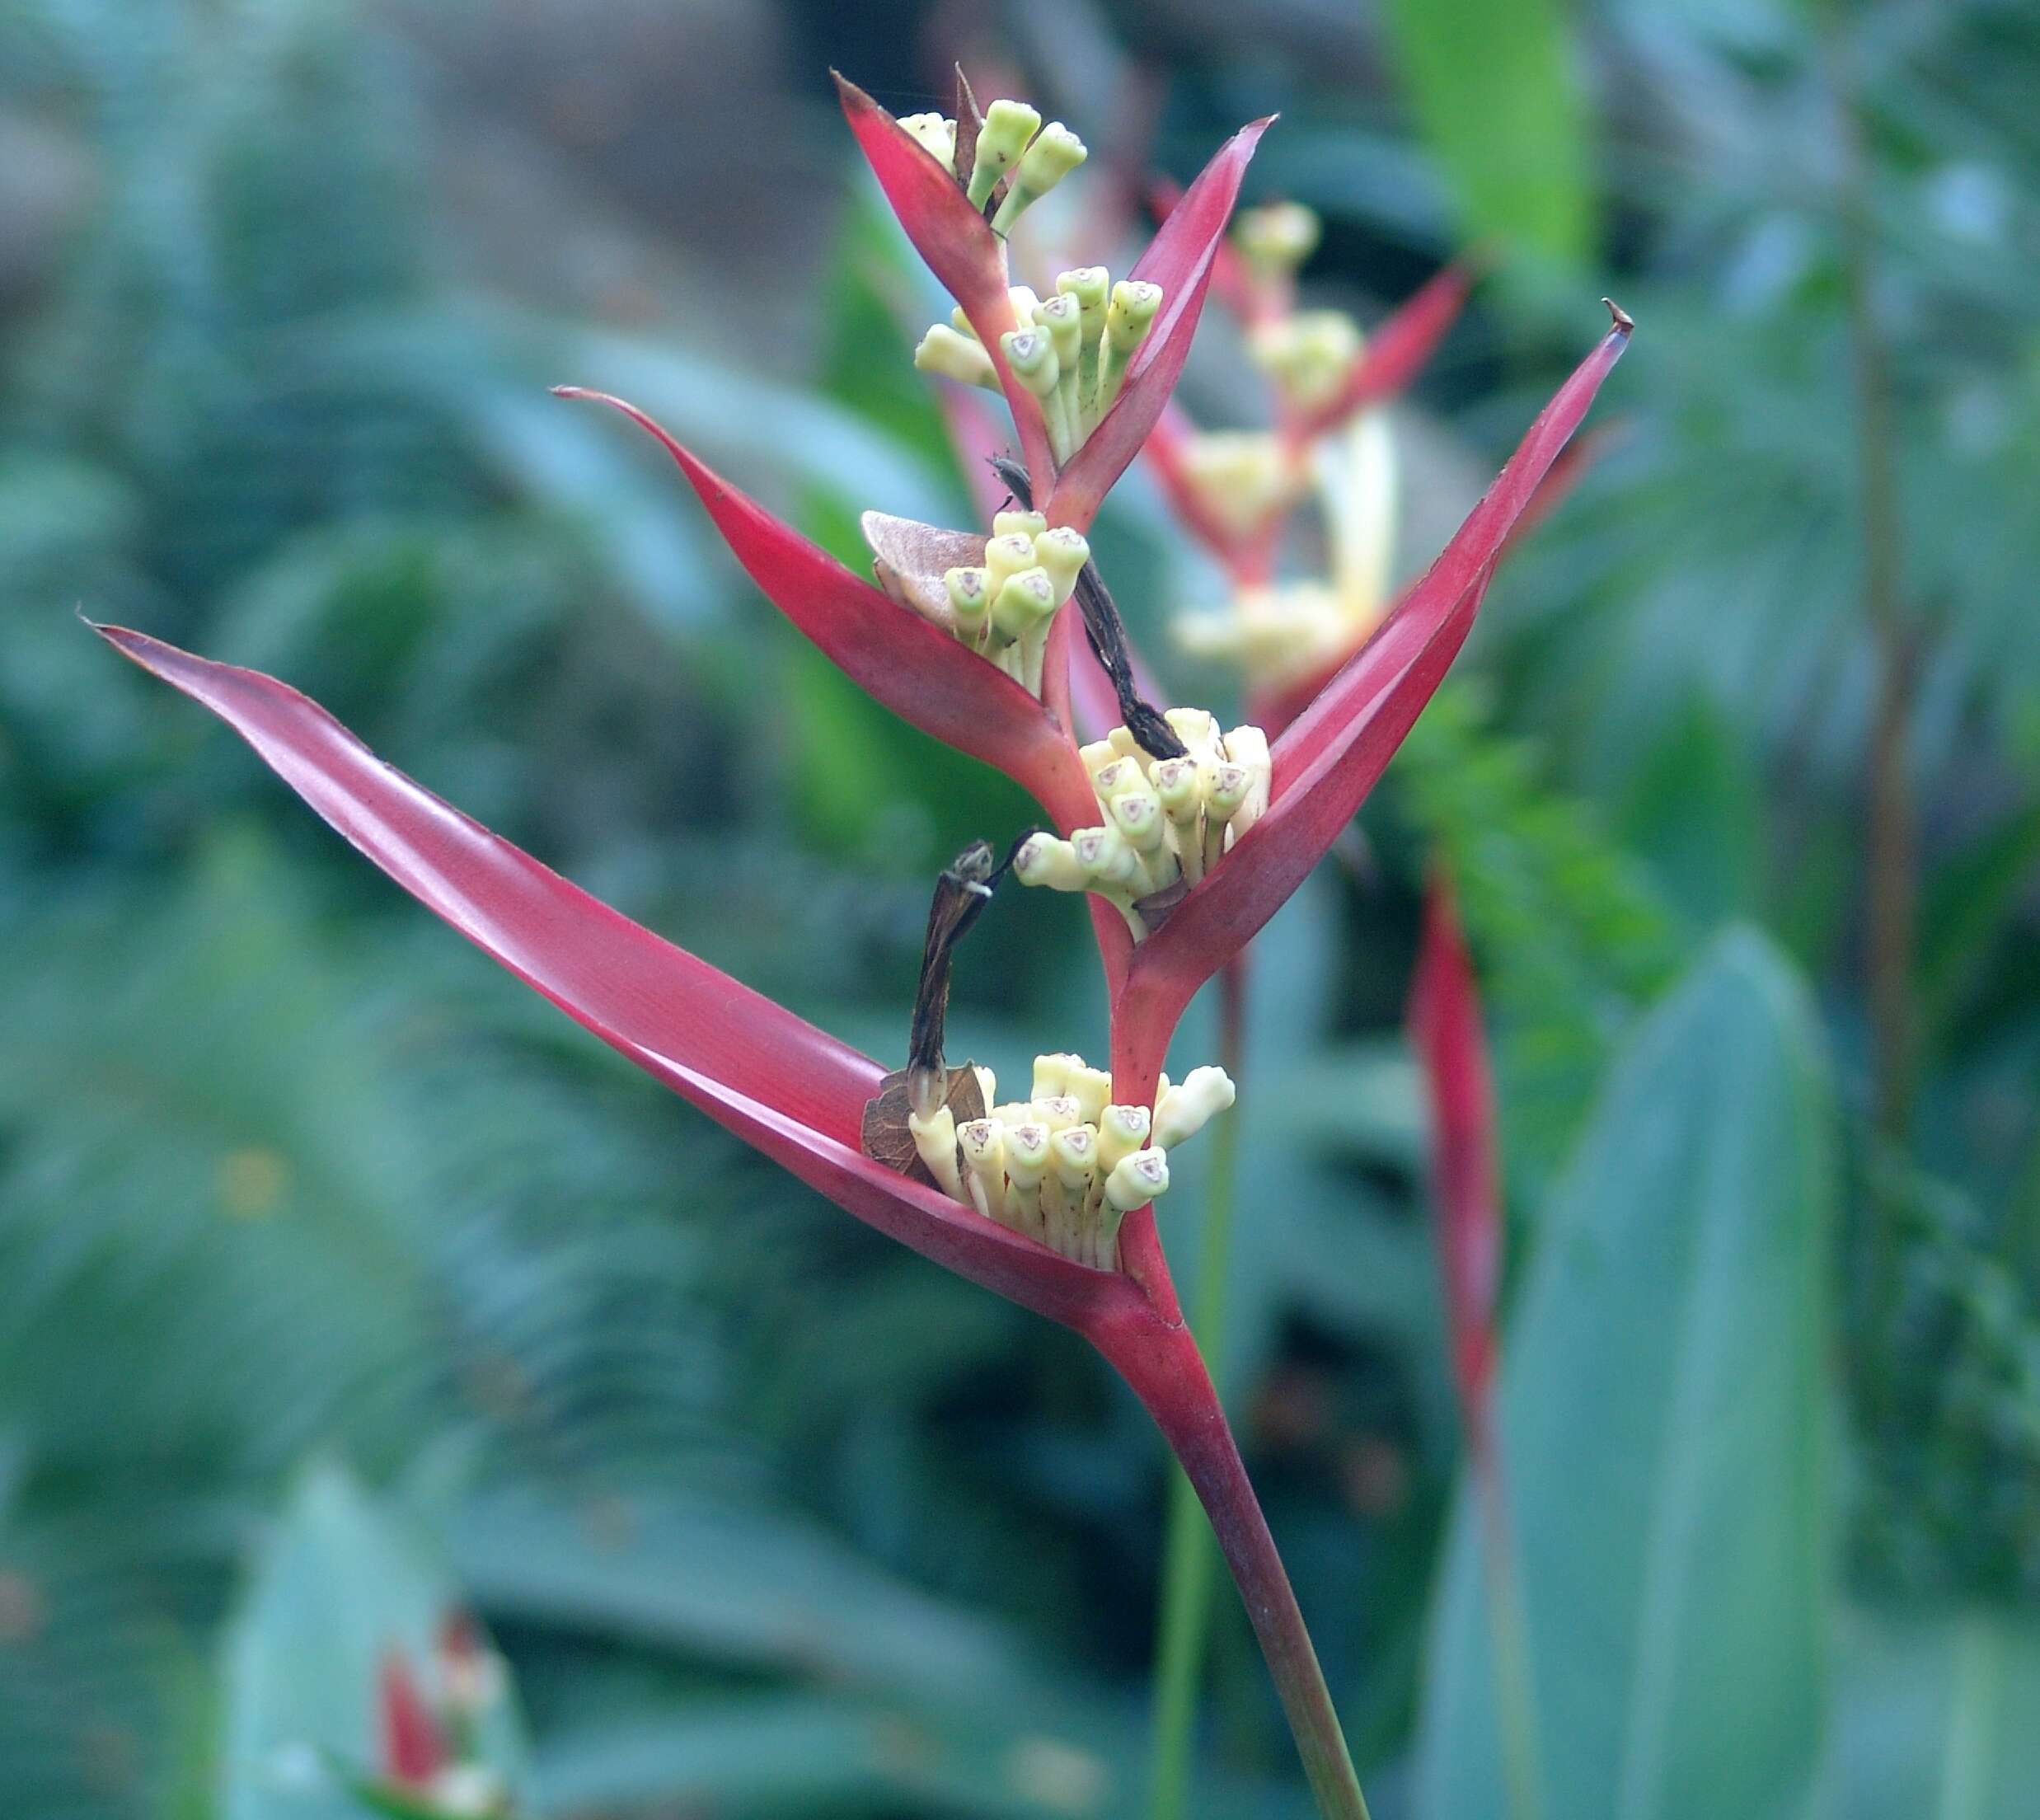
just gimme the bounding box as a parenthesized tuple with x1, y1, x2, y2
(991, 566, 1057, 643)
(983, 532, 1037, 596)
(945, 566, 991, 644)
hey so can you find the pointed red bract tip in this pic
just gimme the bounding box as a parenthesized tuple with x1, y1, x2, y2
(833, 72, 1058, 487)
(552, 387, 1096, 833)
(1046, 115, 1273, 530)
(1603, 297, 1635, 335)
(1114, 309, 1630, 1025)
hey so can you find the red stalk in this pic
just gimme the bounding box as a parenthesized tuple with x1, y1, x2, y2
(1090, 1311, 1371, 1819)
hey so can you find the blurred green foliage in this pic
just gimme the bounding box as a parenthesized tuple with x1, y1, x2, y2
(1, 0, 2037, 1817)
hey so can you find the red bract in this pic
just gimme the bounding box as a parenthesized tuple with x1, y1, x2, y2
(1043, 117, 1272, 531)
(1107, 314, 1631, 1109)
(1409, 870, 1502, 1418)
(96, 615, 1367, 1814)
(835, 75, 1058, 490)
(835, 73, 1267, 532)
(551, 388, 1100, 840)
(378, 1653, 446, 1788)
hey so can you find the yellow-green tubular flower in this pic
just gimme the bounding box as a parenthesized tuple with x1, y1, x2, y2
(945, 566, 991, 645)
(1002, 1119, 1052, 1237)
(1153, 1065, 1237, 1151)
(1104, 1147, 1171, 1212)
(1222, 725, 1272, 828)
(991, 566, 1057, 643)
(1001, 326, 1072, 456)
(1073, 824, 1144, 895)
(992, 122, 1088, 233)
(958, 1117, 1006, 1222)
(907, 1103, 964, 1199)
(1235, 200, 1321, 279)
(994, 508, 1048, 541)
(981, 532, 1035, 596)
(1096, 1102, 1151, 1174)
(1013, 831, 1089, 892)
(1030, 1053, 1080, 1100)
(1088, 756, 1137, 803)
(1006, 284, 1043, 326)
(1151, 758, 1202, 829)
(898, 110, 959, 171)
(1250, 309, 1362, 410)
(1066, 1064, 1113, 1128)
(1046, 1123, 1100, 1254)
(1107, 786, 1166, 858)
(1098, 280, 1163, 418)
(915, 324, 998, 390)
(1204, 763, 1251, 867)
(1034, 1094, 1084, 1136)
(1032, 527, 1090, 603)
(1164, 705, 1222, 757)
(1053, 265, 1109, 422)
(968, 99, 1043, 209)
(1034, 293, 1085, 434)
(1079, 738, 1120, 781)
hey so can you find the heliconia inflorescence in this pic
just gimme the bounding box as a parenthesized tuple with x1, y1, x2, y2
(908, 1050, 1232, 1269)
(902, 91, 1165, 467)
(1013, 709, 1271, 936)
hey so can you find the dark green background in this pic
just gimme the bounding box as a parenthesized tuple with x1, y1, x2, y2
(2, 0, 2036, 1813)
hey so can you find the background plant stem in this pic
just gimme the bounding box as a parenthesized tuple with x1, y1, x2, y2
(1147, 957, 1250, 1819)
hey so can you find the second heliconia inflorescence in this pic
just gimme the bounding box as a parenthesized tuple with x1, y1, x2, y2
(1015, 708, 1270, 937)
(902, 98, 1162, 467)
(911, 1052, 1235, 1269)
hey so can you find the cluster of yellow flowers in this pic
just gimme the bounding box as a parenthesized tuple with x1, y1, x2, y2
(911, 1052, 1236, 1268)
(1015, 709, 1270, 936)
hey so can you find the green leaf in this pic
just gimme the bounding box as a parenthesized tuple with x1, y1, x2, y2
(219, 1460, 531, 1820)
(1377, 0, 1597, 270)
(1417, 929, 1836, 1819)
(1819, 1607, 2040, 1820)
